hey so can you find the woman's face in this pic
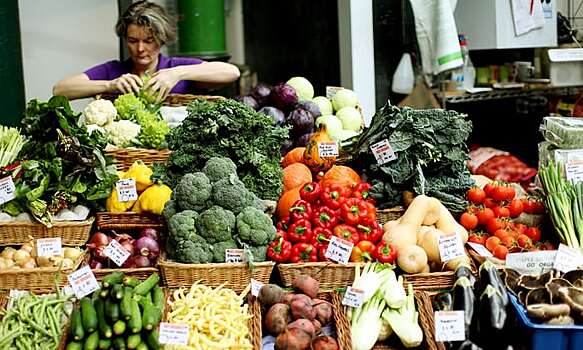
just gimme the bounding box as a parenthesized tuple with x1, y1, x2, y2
(126, 24, 161, 69)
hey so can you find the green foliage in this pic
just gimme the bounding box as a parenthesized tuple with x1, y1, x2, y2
(235, 207, 276, 246)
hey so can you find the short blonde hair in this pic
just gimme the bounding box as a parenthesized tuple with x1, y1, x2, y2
(115, 1, 176, 45)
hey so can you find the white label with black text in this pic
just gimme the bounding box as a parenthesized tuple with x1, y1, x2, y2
(342, 287, 365, 308)
(435, 311, 466, 342)
(115, 178, 138, 202)
(318, 142, 339, 158)
(566, 160, 583, 183)
(225, 249, 245, 263)
(251, 278, 264, 297)
(324, 236, 354, 264)
(104, 239, 131, 267)
(159, 322, 189, 345)
(326, 86, 344, 99)
(467, 242, 493, 258)
(506, 251, 557, 274)
(36, 238, 62, 257)
(0, 176, 16, 205)
(67, 266, 99, 298)
(438, 234, 465, 262)
(554, 244, 583, 273)
(370, 139, 397, 165)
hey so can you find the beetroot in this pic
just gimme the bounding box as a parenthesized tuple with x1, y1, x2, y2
(292, 275, 320, 298)
(265, 303, 292, 336)
(312, 300, 334, 325)
(311, 319, 322, 334)
(259, 284, 285, 307)
(311, 336, 339, 350)
(287, 319, 316, 337)
(290, 294, 316, 320)
(275, 328, 312, 350)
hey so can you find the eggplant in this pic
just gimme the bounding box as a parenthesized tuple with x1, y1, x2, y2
(478, 261, 508, 306)
(455, 263, 476, 287)
(433, 292, 453, 312)
(477, 285, 508, 348)
(453, 277, 476, 338)
(455, 340, 483, 350)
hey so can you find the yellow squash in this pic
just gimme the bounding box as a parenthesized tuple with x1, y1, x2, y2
(132, 183, 172, 215)
(124, 160, 153, 192)
(105, 188, 135, 212)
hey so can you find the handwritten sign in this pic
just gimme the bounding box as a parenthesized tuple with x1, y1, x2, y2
(326, 86, 344, 99)
(467, 242, 493, 258)
(435, 311, 466, 342)
(324, 236, 354, 264)
(67, 266, 99, 298)
(318, 142, 339, 158)
(159, 322, 189, 345)
(370, 139, 397, 165)
(251, 278, 264, 297)
(554, 244, 583, 273)
(506, 251, 556, 274)
(225, 249, 245, 263)
(438, 234, 465, 262)
(104, 240, 131, 267)
(36, 238, 62, 257)
(115, 178, 138, 202)
(0, 176, 16, 204)
(342, 287, 365, 308)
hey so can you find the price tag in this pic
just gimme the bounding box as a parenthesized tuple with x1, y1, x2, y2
(506, 250, 556, 274)
(554, 244, 583, 273)
(158, 322, 189, 345)
(251, 278, 264, 297)
(565, 160, 583, 183)
(466, 242, 493, 258)
(0, 176, 16, 205)
(434, 311, 466, 342)
(62, 285, 75, 297)
(67, 265, 99, 298)
(36, 238, 62, 257)
(370, 139, 397, 165)
(438, 234, 465, 262)
(324, 236, 354, 264)
(326, 86, 344, 99)
(318, 142, 339, 158)
(341, 287, 365, 308)
(115, 178, 138, 202)
(225, 249, 245, 263)
(104, 240, 131, 267)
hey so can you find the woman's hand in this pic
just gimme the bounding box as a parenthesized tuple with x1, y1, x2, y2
(144, 68, 181, 103)
(108, 73, 143, 94)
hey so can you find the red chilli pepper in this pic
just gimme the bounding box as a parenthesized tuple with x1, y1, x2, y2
(320, 185, 345, 210)
(267, 237, 292, 262)
(350, 240, 376, 262)
(356, 221, 382, 244)
(332, 224, 360, 245)
(290, 243, 318, 263)
(310, 227, 332, 250)
(287, 219, 313, 243)
(340, 198, 369, 226)
(277, 216, 291, 232)
(312, 206, 338, 229)
(375, 240, 398, 264)
(299, 182, 322, 203)
(289, 200, 313, 222)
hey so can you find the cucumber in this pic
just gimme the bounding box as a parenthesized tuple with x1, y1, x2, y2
(151, 286, 164, 310)
(123, 276, 140, 287)
(145, 330, 159, 350)
(94, 298, 112, 339)
(135, 341, 148, 350)
(105, 298, 120, 323)
(126, 334, 142, 349)
(128, 298, 142, 334)
(113, 320, 127, 336)
(112, 337, 127, 350)
(111, 284, 125, 301)
(99, 288, 109, 299)
(65, 341, 82, 350)
(98, 339, 111, 350)
(83, 331, 99, 350)
(132, 274, 159, 296)
(70, 308, 85, 341)
(80, 298, 98, 333)
(120, 286, 134, 321)
(138, 298, 158, 331)
(102, 271, 124, 288)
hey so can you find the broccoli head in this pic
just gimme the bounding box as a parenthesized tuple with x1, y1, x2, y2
(162, 199, 177, 223)
(247, 245, 267, 262)
(211, 239, 238, 263)
(195, 205, 236, 243)
(173, 239, 213, 263)
(236, 207, 276, 246)
(168, 210, 198, 242)
(212, 174, 254, 215)
(175, 172, 211, 211)
(202, 157, 237, 183)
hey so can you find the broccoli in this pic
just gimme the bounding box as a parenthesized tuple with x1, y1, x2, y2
(236, 207, 276, 246)
(162, 199, 177, 223)
(212, 174, 255, 215)
(202, 157, 238, 183)
(175, 172, 211, 211)
(247, 245, 267, 262)
(173, 239, 213, 263)
(168, 210, 198, 242)
(211, 239, 238, 263)
(195, 206, 236, 243)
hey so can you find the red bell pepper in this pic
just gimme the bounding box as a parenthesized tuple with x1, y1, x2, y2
(332, 224, 360, 245)
(352, 183, 373, 202)
(289, 200, 312, 222)
(375, 240, 398, 264)
(299, 182, 322, 203)
(287, 219, 313, 243)
(277, 216, 291, 232)
(320, 185, 345, 210)
(350, 240, 376, 262)
(290, 243, 318, 263)
(267, 237, 292, 262)
(356, 221, 382, 244)
(310, 227, 332, 250)
(275, 229, 288, 241)
(312, 206, 338, 229)
(340, 198, 369, 226)
(318, 246, 331, 261)
(363, 202, 377, 222)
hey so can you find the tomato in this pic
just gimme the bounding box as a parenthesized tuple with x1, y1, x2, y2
(493, 206, 510, 218)
(500, 235, 516, 247)
(517, 234, 532, 249)
(505, 186, 516, 201)
(522, 198, 534, 214)
(508, 199, 524, 218)
(467, 187, 486, 205)
(525, 227, 541, 243)
(483, 198, 497, 209)
(514, 223, 528, 235)
(494, 229, 509, 240)
(460, 212, 479, 230)
(530, 200, 545, 214)
(486, 218, 505, 234)
(491, 185, 508, 202)
(476, 207, 495, 226)
(484, 183, 496, 197)
(468, 232, 488, 245)
(485, 236, 501, 252)
(493, 245, 508, 260)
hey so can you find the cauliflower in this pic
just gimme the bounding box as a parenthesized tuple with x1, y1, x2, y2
(84, 99, 117, 126)
(104, 120, 140, 147)
(86, 124, 106, 136)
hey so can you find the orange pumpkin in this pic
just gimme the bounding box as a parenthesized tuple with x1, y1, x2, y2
(281, 147, 305, 168)
(303, 125, 336, 172)
(282, 163, 312, 192)
(321, 165, 361, 190)
(277, 186, 301, 219)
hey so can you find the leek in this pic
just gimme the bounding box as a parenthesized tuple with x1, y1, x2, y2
(382, 283, 423, 348)
(351, 292, 386, 350)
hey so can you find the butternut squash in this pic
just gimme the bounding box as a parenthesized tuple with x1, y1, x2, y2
(397, 245, 428, 274)
(417, 227, 443, 264)
(382, 222, 418, 252)
(383, 219, 400, 233)
(445, 255, 471, 271)
(399, 195, 441, 227)
(434, 202, 468, 243)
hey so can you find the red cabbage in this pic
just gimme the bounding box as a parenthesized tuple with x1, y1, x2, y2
(259, 106, 286, 126)
(280, 138, 294, 156)
(296, 100, 322, 118)
(296, 132, 315, 147)
(251, 83, 272, 107)
(234, 95, 259, 110)
(270, 83, 298, 111)
(287, 108, 314, 136)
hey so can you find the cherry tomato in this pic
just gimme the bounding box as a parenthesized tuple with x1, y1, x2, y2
(467, 187, 486, 205)
(493, 245, 508, 260)
(494, 229, 510, 240)
(476, 207, 495, 226)
(468, 232, 488, 245)
(483, 198, 497, 209)
(500, 235, 516, 248)
(530, 200, 545, 214)
(460, 212, 479, 230)
(505, 186, 516, 201)
(486, 218, 505, 234)
(484, 183, 496, 197)
(517, 234, 532, 249)
(525, 227, 542, 243)
(508, 199, 524, 218)
(493, 206, 510, 218)
(544, 242, 556, 250)
(492, 185, 508, 202)
(485, 236, 501, 252)
(514, 223, 528, 235)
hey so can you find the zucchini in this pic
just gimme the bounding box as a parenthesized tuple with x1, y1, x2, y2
(65, 342, 82, 350)
(98, 288, 109, 299)
(83, 331, 99, 350)
(98, 339, 111, 350)
(135, 341, 148, 350)
(151, 286, 164, 310)
(69, 308, 85, 341)
(138, 298, 158, 331)
(112, 337, 127, 350)
(111, 284, 125, 301)
(123, 276, 140, 287)
(128, 298, 142, 333)
(145, 330, 160, 350)
(120, 286, 134, 321)
(102, 271, 124, 288)
(126, 334, 142, 349)
(113, 320, 127, 336)
(105, 298, 121, 323)
(94, 298, 112, 339)
(132, 274, 159, 296)
(80, 297, 98, 333)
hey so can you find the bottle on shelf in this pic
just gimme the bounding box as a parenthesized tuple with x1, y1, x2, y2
(451, 33, 476, 91)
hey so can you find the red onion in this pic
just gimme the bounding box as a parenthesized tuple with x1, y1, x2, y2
(89, 259, 103, 269)
(90, 246, 109, 263)
(139, 228, 159, 241)
(134, 236, 160, 260)
(119, 240, 135, 256)
(123, 255, 152, 268)
(87, 232, 111, 248)
(113, 231, 133, 244)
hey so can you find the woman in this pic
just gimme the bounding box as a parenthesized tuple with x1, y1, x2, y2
(53, 1, 240, 102)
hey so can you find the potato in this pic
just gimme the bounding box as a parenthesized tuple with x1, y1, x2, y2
(312, 299, 333, 325)
(292, 274, 320, 298)
(259, 284, 286, 307)
(265, 303, 292, 335)
(287, 318, 315, 337)
(290, 294, 316, 320)
(275, 328, 312, 350)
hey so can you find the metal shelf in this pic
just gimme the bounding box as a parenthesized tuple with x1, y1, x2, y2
(439, 86, 583, 104)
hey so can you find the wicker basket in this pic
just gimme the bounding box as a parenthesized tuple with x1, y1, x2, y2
(278, 262, 364, 289)
(83, 253, 159, 282)
(163, 94, 226, 107)
(105, 147, 171, 171)
(377, 206, 405, 225)
(0, 218, 93, 247)
(159, 256, 275, 292)
(95, 212, 164, 230)
(403, 254, 478, 291)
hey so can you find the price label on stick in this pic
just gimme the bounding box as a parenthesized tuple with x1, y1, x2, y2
(0, 176, 16, 205)
(342, 287, 365, 308)
(505, 250, 556, 274)
(318, 142, 339, 158)
(565, 159, 583, 183)
(435, 311, 465, 342)
(36, 237, 62, 257)
(326, 86, 344, 99)
(67, 265, 99, 298)
(159, 322, 189, 345)
(225, 249, 245, 263)
(466, 242, 493, 258)
(104, 239, 131, 267)
(115, 178, 138, 202)
(324, 236, 354, 264)
(554, 244, 583, 273)
(438, 234, 465, 262)
(251, 278, 264, 297)
(370, 139, 397, 165)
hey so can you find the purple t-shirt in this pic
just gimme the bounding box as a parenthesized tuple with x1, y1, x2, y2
(84, 54, 204, 94)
